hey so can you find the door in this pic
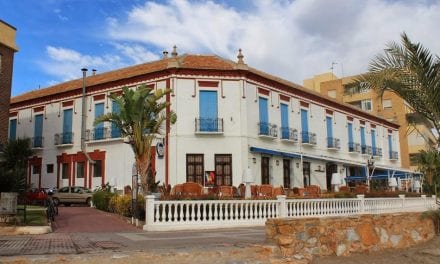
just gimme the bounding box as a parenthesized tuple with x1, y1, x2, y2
(303, 161, 310, 187)
(283, 159, 291, 188)
(326, 163, 338, 191)
(215, 154, 232, 186)
(261, 157, 270, 184)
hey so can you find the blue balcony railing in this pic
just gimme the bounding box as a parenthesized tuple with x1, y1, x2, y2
(32, 136, 44, 148)
(389, 151, 399, 160)
(55, 132, 73, 145)
(195, 118, 224, 133)
(258, 122, 278, 137)
(326, 137, 340, 149)
(348, 142, 361, 153)
(372, 147, 382, 157)
(361, 145, 372, 155)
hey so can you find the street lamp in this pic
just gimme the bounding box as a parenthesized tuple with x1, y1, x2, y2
(131, 162, 138, 222)
(367, 156, 375, 188)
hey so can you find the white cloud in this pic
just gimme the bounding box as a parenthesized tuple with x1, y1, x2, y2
(40, 46, 125, 82)
(112, 43, 160, 64)
(106, 0, 440, 84)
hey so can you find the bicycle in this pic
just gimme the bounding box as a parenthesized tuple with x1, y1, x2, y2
(46, 191, 58, 222)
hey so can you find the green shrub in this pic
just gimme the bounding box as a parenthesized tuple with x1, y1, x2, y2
(92, 190, 116, 211)
(109, 195, 132, 217)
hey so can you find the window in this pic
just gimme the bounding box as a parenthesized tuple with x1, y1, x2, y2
(77, 162, 85, 178)
(326, 116, 333, 147)
(283, 159, 291, 188)
(94, 103, 105, 140)
(261, 157, 270, 184)
(301, 109, 309, 142)
(259, 97, 269, 135)
(344, 82, 371, 94)
(59, 187, 69, 193)
(32, 165, 41, 174)
(111, 100, 121, 138)
(9, 119, 17, 140)
(199, 91, 218, 132)
(371, 129, 377, 152)
(347, 122, 354, 144)
(409, 153, 420, 166)
(280, 103, 289, 139)
(383, 99, 392, 109)
(349, 100, 372, 112)
(327, 90, 336, 98)
(360, 126, 367, 154)
(34, 114, 43, 147)
(62, 109, 73, 144)
(47, 164, 54, 173)
(186, 154, 204, 185)
(62, 163, 69, 179)
(93, 160, 102, 177)
(303, 162, 311, 187)
(215, 154, 232, 186)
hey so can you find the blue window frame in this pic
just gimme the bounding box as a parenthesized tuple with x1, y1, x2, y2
(62, 109, 73, 144)
(360, 126, 366, 146)
(111, 101, 121, 138)
(326, 116, 333, 146)
(280, 103, 289, 139)
(347, 122, 353, 144)
(371, 129, 376, 154)
(301, 109, 309, 142)
(34, 114, 43, 147)
(259, 97, 269, 135)
(9, 119, 17, 140)
(199, 91, 218, 132)
(94, 103, 105, 140)
(388, 134, 393, 156)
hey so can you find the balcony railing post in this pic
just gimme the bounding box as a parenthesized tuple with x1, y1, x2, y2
(277, 195, 287, 218)
(143, 195, 156, 231)
(399, 194, 405, 209)
(357, 194, 365, 213)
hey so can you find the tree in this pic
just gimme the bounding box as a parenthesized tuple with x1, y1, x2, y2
(417, 149, 440, 193)
(94, 85, 176, 195)
(360, 32, 440, 145)
(0, 138, 34, 192)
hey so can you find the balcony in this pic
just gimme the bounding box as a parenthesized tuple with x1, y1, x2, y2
(32, 136, 44, 148)
(258, 122, 278, 138)
(54, 132, 74, 146)
(326, 137, 340, 150)
(361, 145, 372, 155)
(301, 131, 317, 145)
(86, 127, 123, 141)
(389, 151, 399, 160)
(280, 127, 298, 142)
(372, 147, 383, 157)
(348, 142, 361, 153)
(195, 118, 224, 134)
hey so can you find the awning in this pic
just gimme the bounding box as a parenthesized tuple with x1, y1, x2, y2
(249, 147, 301, 159)
(371, 165, 422, 179)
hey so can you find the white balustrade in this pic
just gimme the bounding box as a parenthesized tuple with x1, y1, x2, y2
(143, 195, 438, 231)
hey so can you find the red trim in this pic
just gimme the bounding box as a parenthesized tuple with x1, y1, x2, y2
(347, 116, 354, 121)
(280, 94, 289, 102)
(56, 163, 60, 189)
(147, 83, 155, 89)
(93, 94, 105, 101)
(9, 112, 17, 117)
(165, 78, 170, 186)
(88, 163, 93, 189)
(28, 156, 42, 188)
(33, 106, 44, 113)
(198, 81, 219, 87)
(72, 160, 76, 186)
(360, 120, 366, 125)
(300, 101, 309, 108)
(258, 87, 270, 96)
(371, 124, 376, 128)
(62, 101, 73, 107)
(110, 90, 123, 96)
(150, 146, 156, 176)
(326, 109, 334, 115)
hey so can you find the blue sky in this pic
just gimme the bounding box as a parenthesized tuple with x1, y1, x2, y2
(2, 0, 440, 97)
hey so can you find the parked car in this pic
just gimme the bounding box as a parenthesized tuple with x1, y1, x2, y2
(52, 186, 93, 206)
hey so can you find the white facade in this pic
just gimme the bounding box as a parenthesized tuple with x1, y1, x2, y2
(9, 54, 405, 191)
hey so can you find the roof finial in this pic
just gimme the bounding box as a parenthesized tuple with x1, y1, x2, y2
(163, 51, 169, 59)
(171, 45, 178, 57)
(237, 48, 244, 64)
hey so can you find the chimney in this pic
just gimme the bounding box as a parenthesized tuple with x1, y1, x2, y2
(92, 69, 97, 76)
(163, 51, 169, 59)
(171, 45, 178, 57)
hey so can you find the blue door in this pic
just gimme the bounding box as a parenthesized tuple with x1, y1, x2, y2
(301, 109, 309, 142)
(199, 91, 218, 131)
(360, 126, 366, 153)
(63, 109, 73, 144)
(388, 134, 393, 158)
(34, 114, 43, 147)
(259, 97, 269, 135)
(111, 101, 121, 138)
(347, 122, 353, 150)
(280, 103, 289, 139)
(371, 129, 376, 154)
(326, 116, 333, 147)
(94, 103, 104, 139)
(9, 119, 17, 140)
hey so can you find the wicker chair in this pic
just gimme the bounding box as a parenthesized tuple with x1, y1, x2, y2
(258, 184, 273, 197)
(181, 182, 203, 196)
(304, 185, 321, 198)
(218, 186, 234, 197)
(272, 186, 285, 197)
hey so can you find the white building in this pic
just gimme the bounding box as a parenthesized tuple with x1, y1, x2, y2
(9, 50, 408, 191)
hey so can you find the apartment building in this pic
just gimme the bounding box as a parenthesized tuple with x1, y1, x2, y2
(0, 20, 19, 148)
(304, 73, 437, 171)
(10, 51, 409, 191)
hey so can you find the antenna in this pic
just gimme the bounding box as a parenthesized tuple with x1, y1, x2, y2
(330, 62, 338, 74)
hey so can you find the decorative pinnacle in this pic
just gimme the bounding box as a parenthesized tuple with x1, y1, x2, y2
(171, 45, 178, 57)
(237, 48, 244, 64)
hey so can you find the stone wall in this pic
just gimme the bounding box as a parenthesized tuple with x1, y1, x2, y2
(266, 213, 435, 260)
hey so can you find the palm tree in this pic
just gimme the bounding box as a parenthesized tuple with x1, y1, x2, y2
(95, 85, 176, 195)
(360, 32, 440, 145)
(0, 138, 34, 192)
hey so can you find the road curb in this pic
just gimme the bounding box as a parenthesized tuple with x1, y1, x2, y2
(0, 225, 52, 235)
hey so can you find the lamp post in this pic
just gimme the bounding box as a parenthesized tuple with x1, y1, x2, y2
(367, 156, 375, 188)
(131, 162, 138, 223)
